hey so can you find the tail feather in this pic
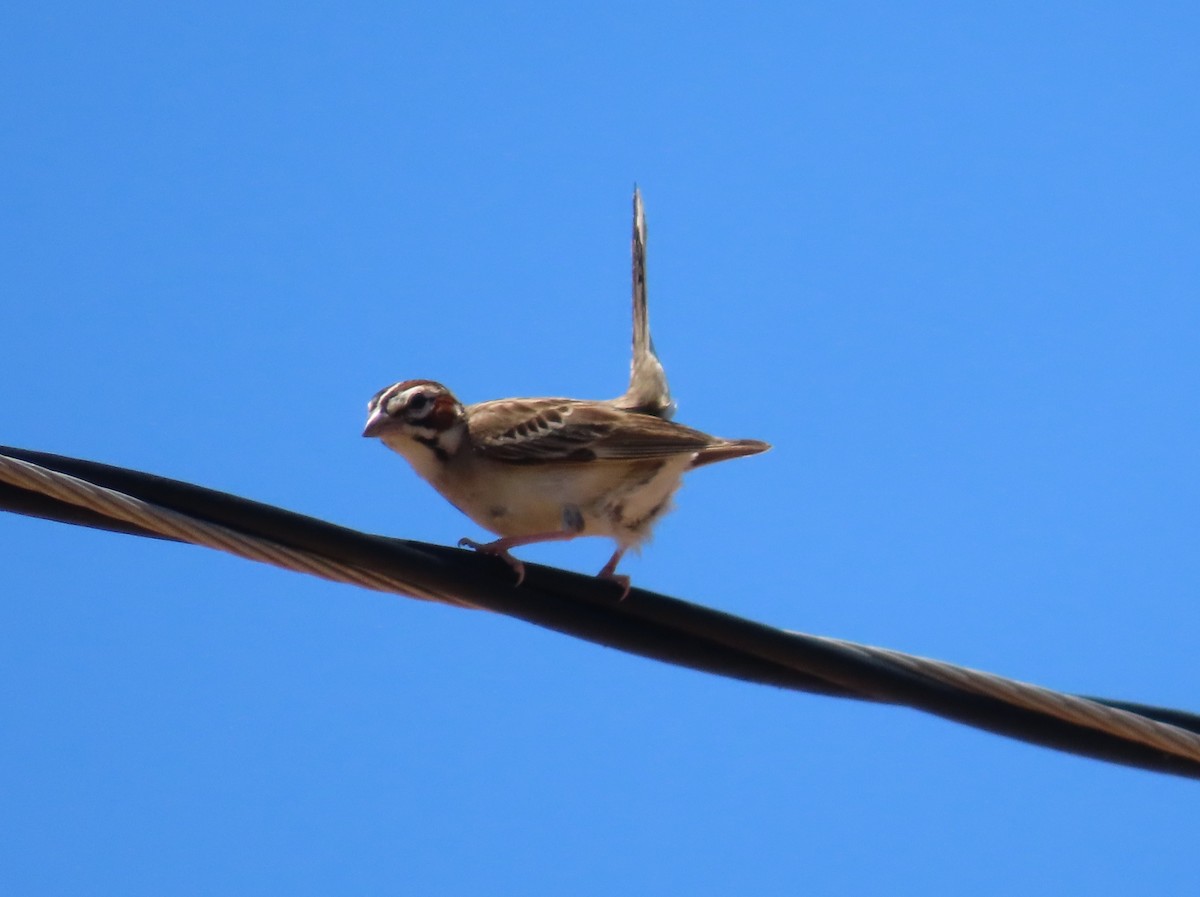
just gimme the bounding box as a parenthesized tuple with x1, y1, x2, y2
(613, 187, 675, 419)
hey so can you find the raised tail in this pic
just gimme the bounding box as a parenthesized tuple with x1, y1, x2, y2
(612, 187, 675, 419)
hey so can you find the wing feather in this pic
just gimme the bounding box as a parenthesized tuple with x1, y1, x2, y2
(467, 399, 718, 464)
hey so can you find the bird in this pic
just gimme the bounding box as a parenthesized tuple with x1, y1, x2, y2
(362, 190, 769, 595)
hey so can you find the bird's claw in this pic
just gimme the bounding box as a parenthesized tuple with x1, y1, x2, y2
(598, 570, 632, 601)
(458, 537, 526, 587)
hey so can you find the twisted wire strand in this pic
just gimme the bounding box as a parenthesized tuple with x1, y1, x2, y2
(817, 636, 1200, 765)
(0, 454, 476, 610)
(4, 452, 1199, 770)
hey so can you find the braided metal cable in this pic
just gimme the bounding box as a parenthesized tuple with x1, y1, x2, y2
(0, 454, 476, 610)
(817, 636, 1200, 765)
(3, 448, 1199, 776)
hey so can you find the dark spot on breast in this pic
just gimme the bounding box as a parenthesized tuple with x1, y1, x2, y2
(488, 506, 507, 519)
(561, 505, 585, 533)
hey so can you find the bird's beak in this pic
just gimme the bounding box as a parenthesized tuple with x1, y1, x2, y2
(362, 409, 387, 438)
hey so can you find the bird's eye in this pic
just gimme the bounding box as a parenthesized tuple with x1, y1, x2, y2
(408, 393, 430, 413)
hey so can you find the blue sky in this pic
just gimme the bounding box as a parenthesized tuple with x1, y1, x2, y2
(2, 3, 1198, 893)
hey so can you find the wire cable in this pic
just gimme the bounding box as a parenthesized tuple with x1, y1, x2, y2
(3, 444, 1199, 780)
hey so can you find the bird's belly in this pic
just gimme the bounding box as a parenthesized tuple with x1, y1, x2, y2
(437, 457, 692, 543)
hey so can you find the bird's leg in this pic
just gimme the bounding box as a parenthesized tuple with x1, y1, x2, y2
(458, 505, 586, 587)
(458, 531, 582, 586)
(597, 547, 631, 600)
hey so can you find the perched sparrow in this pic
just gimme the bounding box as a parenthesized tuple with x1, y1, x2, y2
(363, 191, 769, 595)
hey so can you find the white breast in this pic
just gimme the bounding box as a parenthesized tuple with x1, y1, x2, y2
(431, 452, 697, 548)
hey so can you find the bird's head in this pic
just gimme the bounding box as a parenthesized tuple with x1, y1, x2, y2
(363, 380, 467, 461)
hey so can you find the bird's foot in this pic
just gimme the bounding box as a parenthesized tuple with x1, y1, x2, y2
(600, 571, 632, 601)
(598, 548, 631, 600)
(458, 537, 527, 587)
